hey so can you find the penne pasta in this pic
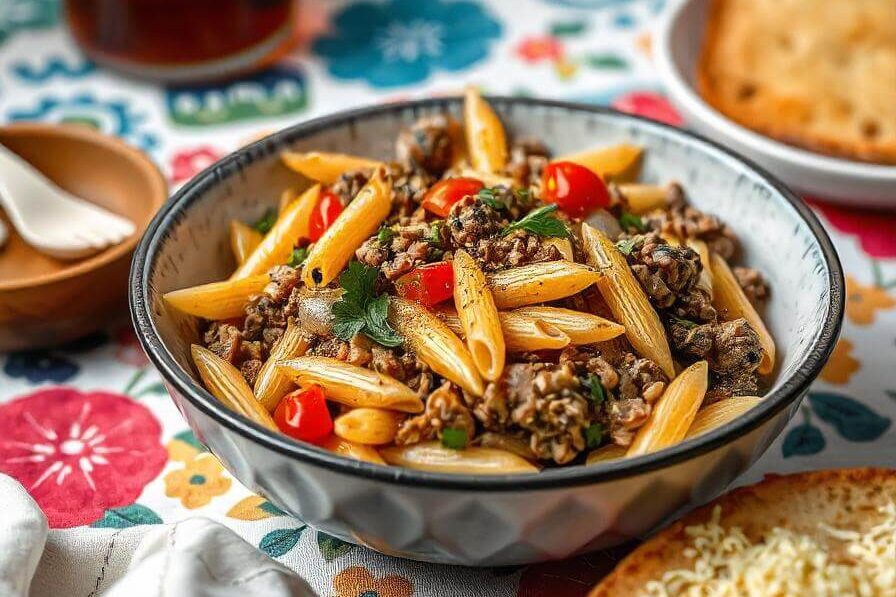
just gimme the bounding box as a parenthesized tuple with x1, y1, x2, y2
(253, 320, 312, 412)
(477, 432, 537, 462)
(320, 435, 386, 465)
(380, 441, 539, 474)
(543, 237, 574, 261)
(191, 345, 277, 431)
(277, 356, 423, 413)
(303, 168, 392, 287)
(585, 443, 628, 465)
(453, 250, 505, 381)
(686, 238, 714, 298)
(710, 253, 775, 375)
(455, 168, 515, 188)
(334, 408, 403, 445)
(278, 187, 297, 214)
(464, 86, 508, 173)
(627, 361, 709, 457)
(229, 220, 263, 265)
(436, 307, 570, 353)
(685, 396, 763, 439)
(164, 274, 268, 320)
(513, 306, 625, 345)
(558, 143, 643, 182)
(582, 224, 675, 378)
(617, 183, 669, 213)
(388, 298, 484, 397)
(280, 151, 382, 184)
(486, 260, 602, 309)
(231, 184, 320, 280)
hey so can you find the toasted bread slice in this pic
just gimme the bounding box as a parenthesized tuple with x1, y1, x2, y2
(591, 468, 896, 596)
(697, 0, 896, 164)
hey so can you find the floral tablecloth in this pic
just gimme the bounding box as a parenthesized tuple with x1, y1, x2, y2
(1, 1, 895, 595)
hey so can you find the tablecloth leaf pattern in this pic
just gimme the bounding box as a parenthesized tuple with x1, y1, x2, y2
(0, 0, 893, 594)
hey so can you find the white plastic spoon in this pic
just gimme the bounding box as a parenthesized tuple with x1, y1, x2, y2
(0, 143, 135, 260)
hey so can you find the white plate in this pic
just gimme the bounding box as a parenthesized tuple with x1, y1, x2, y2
(654, 0, 896, 208)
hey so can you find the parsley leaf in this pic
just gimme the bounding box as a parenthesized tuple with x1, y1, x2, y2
(377, 227, 395, 245)
(441, 428, 468, 450)
(502, 204, 569, 238)
(615, 238, 638, 256)
(585, 374, 606, 404)
(585, 423, 604, 449)
(331, 262, 404, 348)
(670, 316, 698, 329)
(253, 208, 277, 234)
(428, 222, 443, 247)
(477, 187, 507, 210)
(618, 211, 646, 232)
(287, 247, 308, 267)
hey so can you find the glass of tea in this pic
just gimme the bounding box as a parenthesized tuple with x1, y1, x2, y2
(65, 0, 299, 83)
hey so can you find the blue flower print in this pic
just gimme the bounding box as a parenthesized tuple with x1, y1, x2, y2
(4, 350, 79, 384)
(0, 0, 59, 44)
(313, 0, 502, 89)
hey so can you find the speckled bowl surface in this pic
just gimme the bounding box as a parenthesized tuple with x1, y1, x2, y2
(130, 97, 843, 566)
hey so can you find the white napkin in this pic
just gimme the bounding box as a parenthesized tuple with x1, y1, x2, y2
(0, 474, 317, 597)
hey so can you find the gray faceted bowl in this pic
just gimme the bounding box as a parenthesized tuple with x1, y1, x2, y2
(130, 97, 843, 566)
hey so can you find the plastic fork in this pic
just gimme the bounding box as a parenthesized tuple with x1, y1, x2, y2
(0, 143, 135, 260)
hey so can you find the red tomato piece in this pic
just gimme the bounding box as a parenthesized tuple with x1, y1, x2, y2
(274, 385, 333, 444)
(395, 262, 455, 306)
(421, 177, 484, 217)
(308, 190, 344, 242)
(541, 161, 611, 217)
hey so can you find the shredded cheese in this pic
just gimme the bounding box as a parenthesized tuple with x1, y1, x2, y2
(641, 503, 896, 597)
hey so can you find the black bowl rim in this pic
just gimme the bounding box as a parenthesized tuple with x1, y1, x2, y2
(130, 96, 844, 491)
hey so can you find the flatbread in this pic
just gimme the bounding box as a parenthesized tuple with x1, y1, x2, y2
(697, 0, 896, 164)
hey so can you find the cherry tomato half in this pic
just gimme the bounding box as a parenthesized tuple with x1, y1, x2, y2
(421, 177, 484, 218)
(308, 190, 344, 242)
(541, 161, 610, 217)
(395, 261, 454, 306)
(274, 385, 333, 444)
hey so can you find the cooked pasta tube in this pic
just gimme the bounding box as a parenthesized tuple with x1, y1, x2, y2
(486, 261, 602, 309)
(585, 443, 628, 465)
(380, 441, 539, 474)
(436, 307, 570, 353)
(277, 356, 423, 413)
(558, 143, 643, 182)
(513, 306, 625, 345)
(542, 237, 574, 261)
(685, 396, 763, 439)
(453, 250, 505, 381)
(278, 187, 297, 214)
(463, 87, 508, 173)
(231, 184, 320, 280)
(455, 168, 515, 188)
(581, 224, 675, 378)
(477, 432, 537, 462)
(686, 238, 714, 298)
(617, 183, 669, 213)
(334, 408, 403, 445)
(229, 220, 263, 265)
(388, 298, 484, 397)
(164, 274, 269, 320)
(280, 151, 382, 184)
(320, 435, 385, 465)
(303, 168, 392, 287)
(627, 361, 709, 457)
(253, 320, 311, 412)
(710, 253, 775, 375)
(191, 345, 277, 431)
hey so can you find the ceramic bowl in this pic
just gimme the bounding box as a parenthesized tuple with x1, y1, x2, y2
(130, 97, 843, 566)
(655, 0, 896, 208)
(0, 123, 167, 351)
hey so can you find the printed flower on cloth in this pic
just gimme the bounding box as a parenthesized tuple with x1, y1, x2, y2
(515, 35, 564, 63)
(845, 275, 896, 326)
(165, 451, 232, 509)
(0, 388, 167, 528)
(313, 0, 502, 88)
(332, 566, 413, 597)
(811, 200, 896, 259)
(820, 338, 860, 385)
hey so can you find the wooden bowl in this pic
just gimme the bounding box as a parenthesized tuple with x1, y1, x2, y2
(0, 123, 167, 351)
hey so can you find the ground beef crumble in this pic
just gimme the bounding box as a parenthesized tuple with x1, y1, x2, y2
(644, 184, 738, 260)
(395, 115, 459, 177)
(395, 382, 475, 444)
(355, 222, 443, 281)
(502, 137, 549, 189)
(733, 266, 769, 305)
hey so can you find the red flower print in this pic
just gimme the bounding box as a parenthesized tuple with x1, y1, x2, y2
(809, 199, 896, 259)
(612, 91, 683, 127)
(114, 326, 149, 368)
(515, 36, 564, 63)
(0, 388, 167, 528)
(170, 146, 222, 184)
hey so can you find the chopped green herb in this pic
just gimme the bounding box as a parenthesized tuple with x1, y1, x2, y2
(377, 227, 395, 245)
(286, 247, 308, 267)
(502, 204, 569, 238)
(331, 262, 403, 347)
(670, 316, 698, 329)
(585, 423, 604, 449)
(585, 374, 606, 404)
(441, 428, 468, 450)
(618, 211, 646, 232)
(478, 187, 507, 210)
(514, 187, 532, 202)
(429, 222, 443, 246)
(615, 238, 638, 256)
(253, 208, 277, 234)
